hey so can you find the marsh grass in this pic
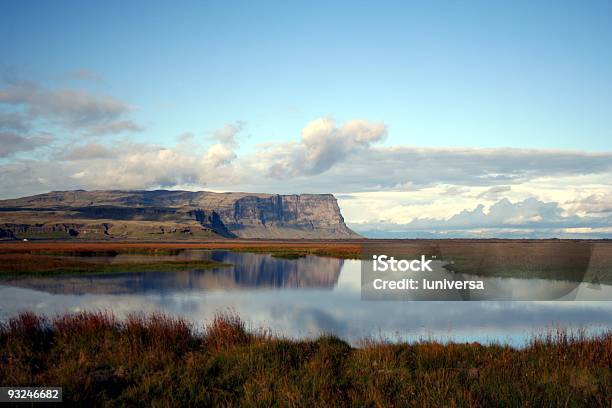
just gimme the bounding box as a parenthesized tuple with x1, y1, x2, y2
(0, 311, 610, 406)
(0, 253, 230, 279)
(0, 242, 363, 260)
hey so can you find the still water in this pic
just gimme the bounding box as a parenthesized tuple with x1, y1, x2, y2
(1, 250, 611, 346)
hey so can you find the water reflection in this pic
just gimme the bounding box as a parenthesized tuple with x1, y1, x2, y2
(3, 251, 343, 295)
(0, 250, 611, 346)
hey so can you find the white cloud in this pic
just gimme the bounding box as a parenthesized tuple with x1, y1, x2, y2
(1, 115, 611, 238)
(264, 117, 387, 177)
(0, 80, 141, 136)
(348, 196, 612, 238)
(65, 146, 203, 189)
(203, 143, 236, 167)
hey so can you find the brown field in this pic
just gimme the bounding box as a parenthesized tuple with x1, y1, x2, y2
(0, 239, 362, 255)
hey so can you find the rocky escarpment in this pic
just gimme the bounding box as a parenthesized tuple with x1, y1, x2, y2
(0, 190, 360, 240)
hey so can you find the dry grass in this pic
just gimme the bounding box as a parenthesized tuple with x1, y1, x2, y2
(1, 311, 610, 406)
(204, 312, 252, 351)
(0, 241, 364, 259)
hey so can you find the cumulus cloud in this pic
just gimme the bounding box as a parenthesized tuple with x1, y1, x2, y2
(0, 151, 197, 195)
(204, 143, 237, 167)
(1, 126, 245, 193)
(350, 197, 612, 238)
(198, 122, 246, 168)
(405, 198, 571, 230)
(264, 118, 387, 177)
(66, 145, 203, 189)
(196, 122, 243, 168)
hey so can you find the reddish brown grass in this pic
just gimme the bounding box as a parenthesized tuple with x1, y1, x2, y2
(1, 311, 610, 406)
(204, 311, 251, 350)
(0, 240, 363, 258)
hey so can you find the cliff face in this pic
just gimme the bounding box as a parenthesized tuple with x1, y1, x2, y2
(0, 190, 360, 240)
(197, 193, 355, 238)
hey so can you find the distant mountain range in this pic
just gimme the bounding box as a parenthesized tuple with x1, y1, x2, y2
(0, 190, 360, 240)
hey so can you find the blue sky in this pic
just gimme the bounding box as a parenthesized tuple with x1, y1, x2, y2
(2, 0, 612, 151)
(1, 0, 612, 237)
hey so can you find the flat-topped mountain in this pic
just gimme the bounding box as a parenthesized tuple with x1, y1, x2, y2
(0, 190, 360, 240)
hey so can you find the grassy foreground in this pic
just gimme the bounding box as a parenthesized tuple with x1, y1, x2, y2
(1, 312, 610, 407)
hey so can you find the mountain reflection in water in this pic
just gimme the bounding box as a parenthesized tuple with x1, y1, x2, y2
(4, 251, 344, 295)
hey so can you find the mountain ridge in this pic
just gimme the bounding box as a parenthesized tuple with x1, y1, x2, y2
(0, 190, 360, 240)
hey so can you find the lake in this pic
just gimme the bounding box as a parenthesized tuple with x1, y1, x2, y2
(1, 250, 611, 346)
